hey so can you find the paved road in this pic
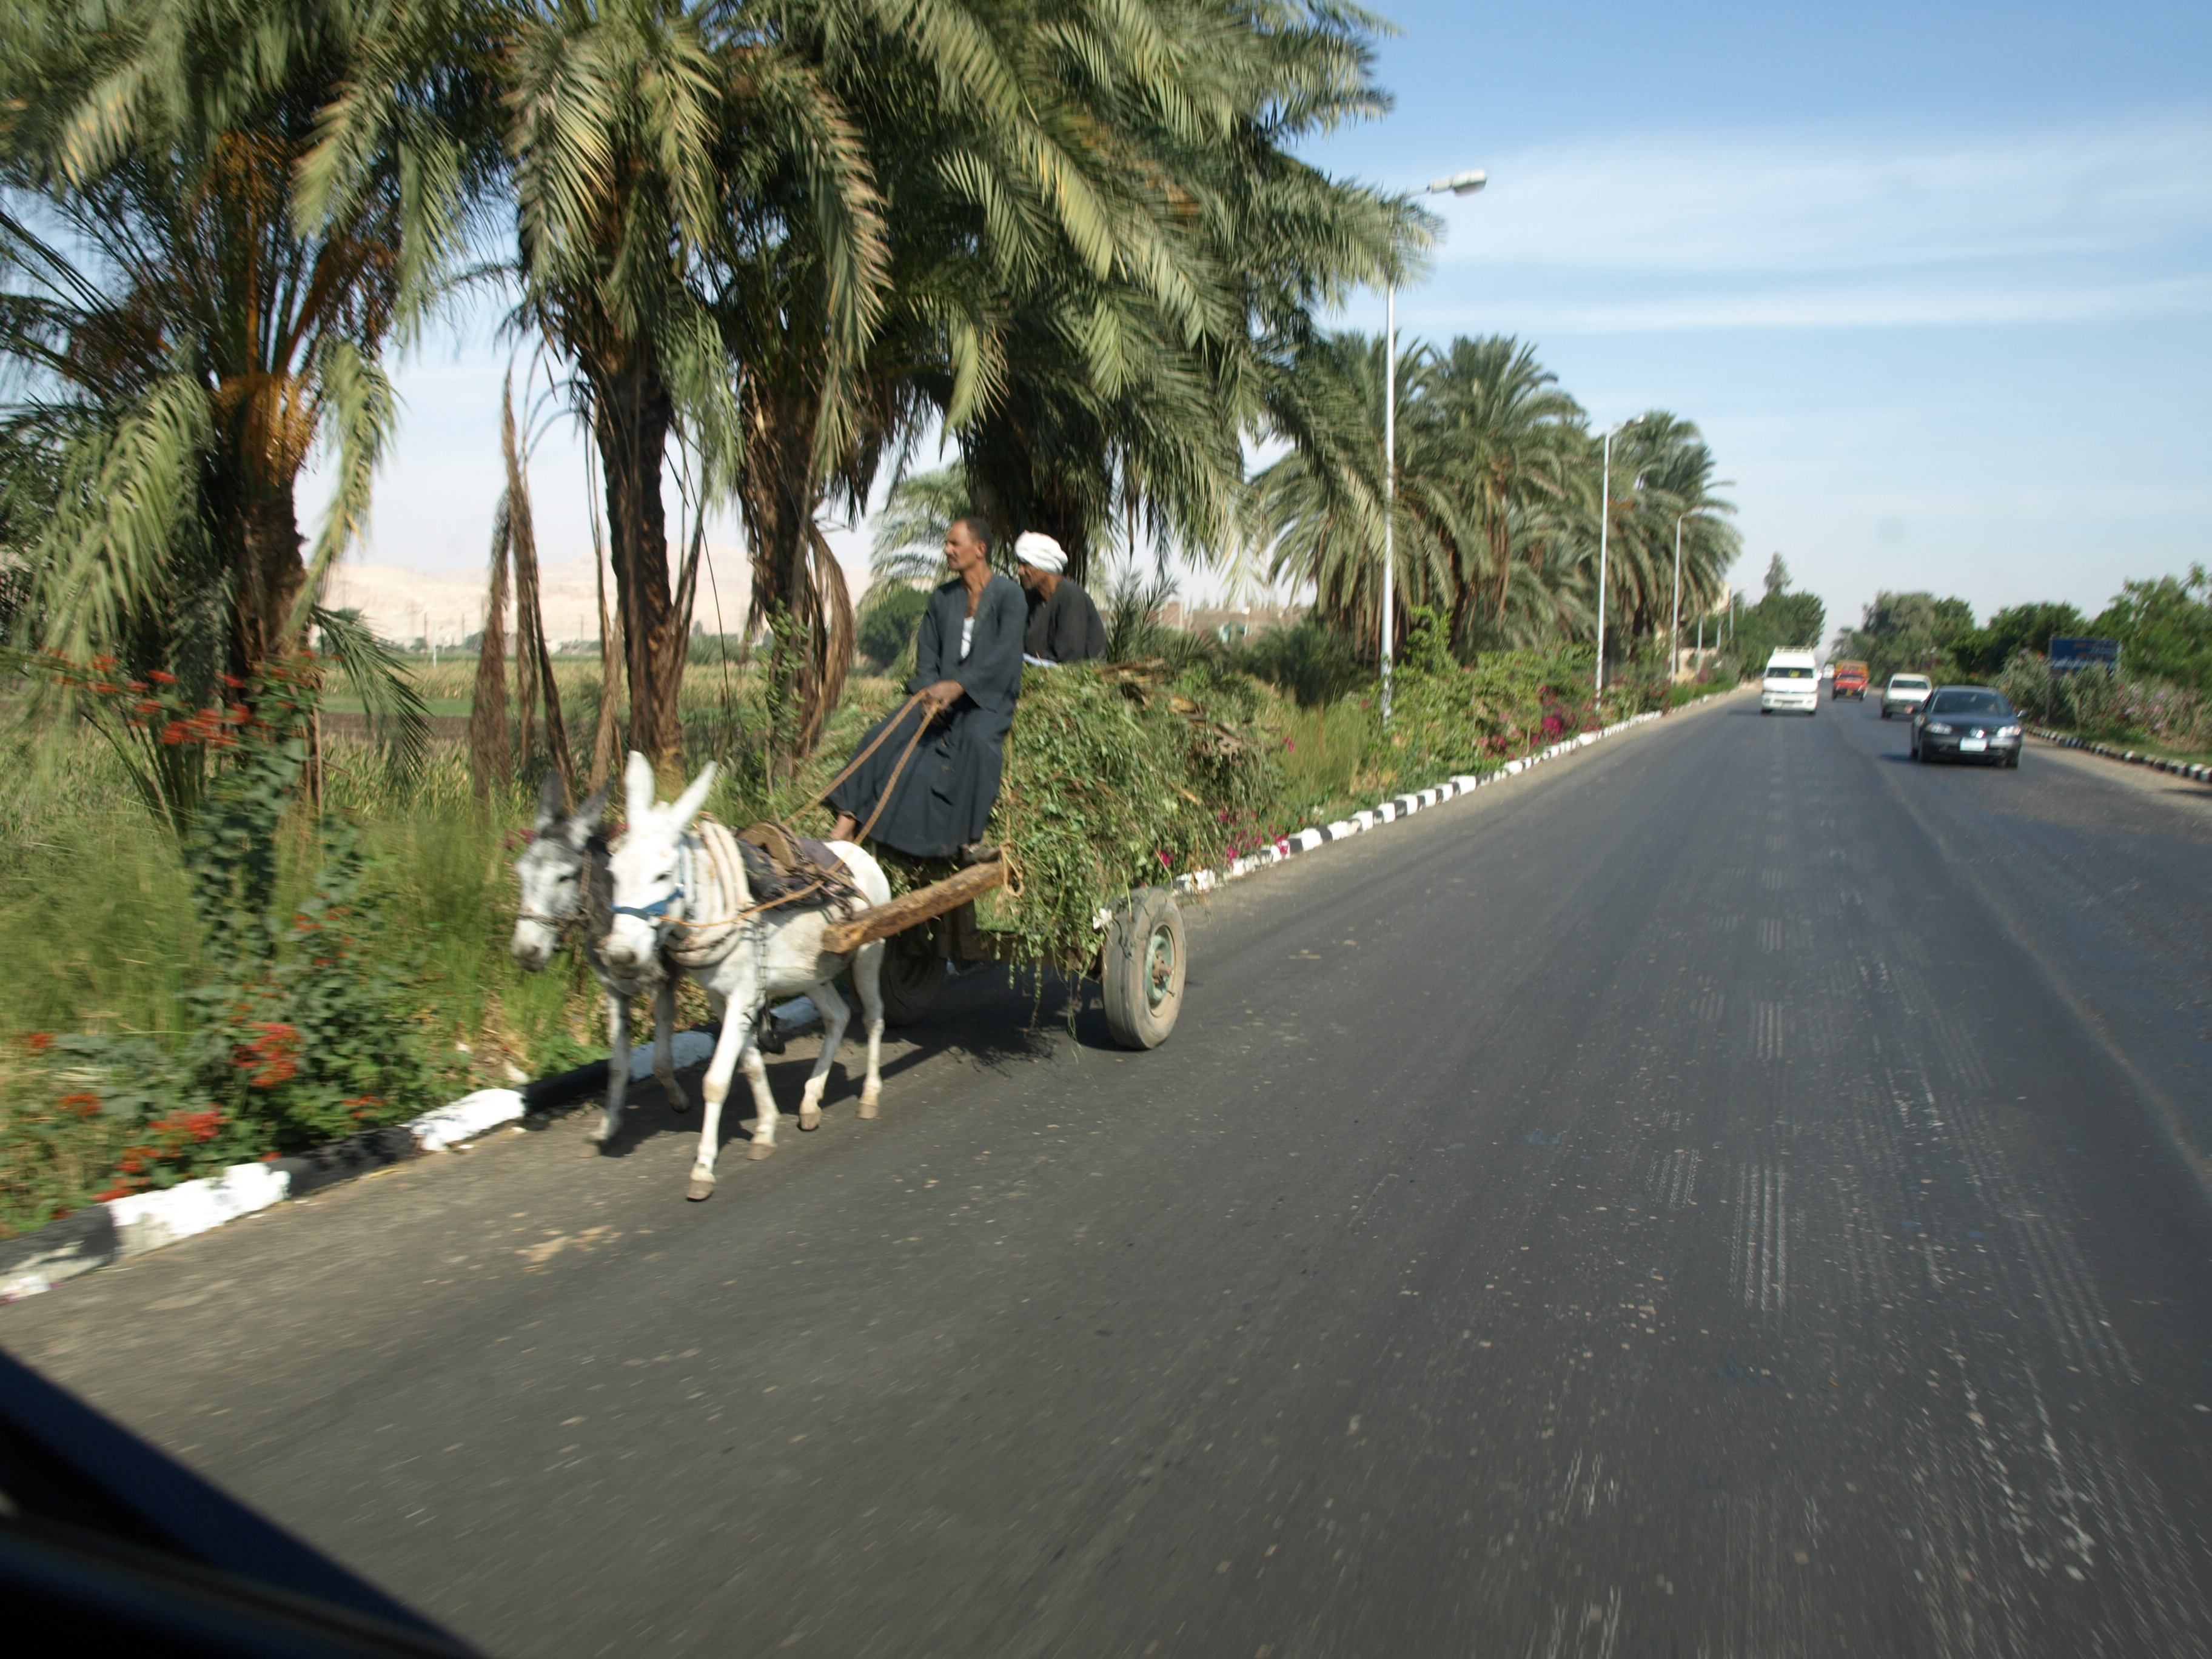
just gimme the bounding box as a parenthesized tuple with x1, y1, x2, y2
(9, 693, 2212, 1658)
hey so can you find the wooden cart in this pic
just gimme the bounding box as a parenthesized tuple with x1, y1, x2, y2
(819, 853, 1187, 1049)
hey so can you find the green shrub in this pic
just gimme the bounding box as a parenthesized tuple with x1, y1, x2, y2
(1236, 618, 1371, 707)
(857, 583, 931, 669)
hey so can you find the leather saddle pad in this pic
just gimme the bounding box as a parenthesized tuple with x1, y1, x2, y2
(734, 821, 849, 909)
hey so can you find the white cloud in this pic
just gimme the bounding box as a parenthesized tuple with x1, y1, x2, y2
(1417, 114, 2212, 332)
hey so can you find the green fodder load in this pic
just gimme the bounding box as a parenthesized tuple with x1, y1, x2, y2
(984, 664, 1282, 968)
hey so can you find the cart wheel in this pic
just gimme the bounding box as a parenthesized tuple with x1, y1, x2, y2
(1102, 888, 1185, 1050)
(879, 937, 945, 1026)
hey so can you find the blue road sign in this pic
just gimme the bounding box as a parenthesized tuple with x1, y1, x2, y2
(2049, 637, 2119, 674)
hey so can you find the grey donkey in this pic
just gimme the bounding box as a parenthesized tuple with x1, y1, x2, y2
(510, 772, 691, 1145)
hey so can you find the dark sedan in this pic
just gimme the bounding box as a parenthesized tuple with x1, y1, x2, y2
(1911, 686, 2023, 768)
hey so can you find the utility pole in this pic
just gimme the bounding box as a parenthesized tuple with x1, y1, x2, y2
(1382, 281, 1396, 727)
(1381, 167, 1487, 727)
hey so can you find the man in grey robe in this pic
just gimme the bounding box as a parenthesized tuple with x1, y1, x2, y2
(828, 516, 1025, 859)
(1014, 531, 1108, 664)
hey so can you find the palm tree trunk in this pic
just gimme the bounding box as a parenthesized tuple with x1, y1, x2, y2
(504, 385, 572, 796)
(740, 380, 853, 766)
(1030, 484, 1092, 586)
(469, 507, 512, 796)
(591, 535, 623, 789)
(236, 490, 306, 672)
(591, 363, 682, 780)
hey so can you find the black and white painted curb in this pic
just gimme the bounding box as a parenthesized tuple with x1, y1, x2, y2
(2, 697, 1715, 1304)
(0, 1027, 766, 1303)
(2030, 726, 2212, 785)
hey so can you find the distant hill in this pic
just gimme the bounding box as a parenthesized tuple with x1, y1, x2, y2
(320, 546, 756, 649)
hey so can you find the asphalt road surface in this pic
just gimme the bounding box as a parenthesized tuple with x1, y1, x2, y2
(9, 691, 2212, 1659)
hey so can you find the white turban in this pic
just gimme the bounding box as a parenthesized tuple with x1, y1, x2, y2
(1013, 532, 1066, 574)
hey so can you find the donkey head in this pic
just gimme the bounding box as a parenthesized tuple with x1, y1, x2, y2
(600, 752, 717, 976)
(511, 771, 610, 972)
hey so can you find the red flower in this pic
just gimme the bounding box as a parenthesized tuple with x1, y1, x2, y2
(149, 669, 176, 685)
(24, 1031, 53, 1052)
(58, 1092, 101, 1119)
(221, 673, 245, 689)
(235, 1023, 300, 1088)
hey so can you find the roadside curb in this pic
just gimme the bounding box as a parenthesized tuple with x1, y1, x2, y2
(2028, 726, 2212, 785)
(1168, 690, 1738, 899)
(3, 689, 1738, 1305)
(1, 1028, 731, 1304)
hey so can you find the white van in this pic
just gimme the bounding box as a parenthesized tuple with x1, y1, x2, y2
(1761, 649, 1819, 715)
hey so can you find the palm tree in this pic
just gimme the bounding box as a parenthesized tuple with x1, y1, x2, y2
(717, 0, 1409, 754)
(1584, 412, 1737, 657)
(1256, 330, 1470, 652)
(1421, 335, 1584, 647)
(950, 0, 1413, 586)
(868, 464, 970, 589)
(0, 2, 404, 694)
(304, 0, 888, 778)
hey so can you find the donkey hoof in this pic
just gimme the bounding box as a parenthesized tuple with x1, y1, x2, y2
(858, 1094, 880, 1121)
(799, 1105, 822, 1131)
(746, 1140, 776, 1162)
(685, 1175, 716, 1201)
(668, 1096, 692, 1115)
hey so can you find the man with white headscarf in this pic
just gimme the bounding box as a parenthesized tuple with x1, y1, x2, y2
(1014, 532, 1107, 665)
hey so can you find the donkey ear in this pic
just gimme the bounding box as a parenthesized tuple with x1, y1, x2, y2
(534, 770, 565, 832)
(568, 782, 610, 846)
(669, 762, 718, 832)
(623, 751, 656, 826)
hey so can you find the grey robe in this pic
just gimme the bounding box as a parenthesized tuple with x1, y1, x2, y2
(827, 573, 1025, 858)
(1023, 578, 1107, 663)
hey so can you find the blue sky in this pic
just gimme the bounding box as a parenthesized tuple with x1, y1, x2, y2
(1309, 0, 2212, 635)
(342, 0, 2212, 642)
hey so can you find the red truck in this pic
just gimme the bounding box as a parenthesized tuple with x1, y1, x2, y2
(1831, 659, 1869, 699)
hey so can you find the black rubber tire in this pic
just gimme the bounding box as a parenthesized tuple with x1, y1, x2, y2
(878, 939, 944, 1026)
(1102, 887, 1186, 1051)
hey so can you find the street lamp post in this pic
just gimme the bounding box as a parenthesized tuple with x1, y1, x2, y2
(1381, 167, 1486, 727)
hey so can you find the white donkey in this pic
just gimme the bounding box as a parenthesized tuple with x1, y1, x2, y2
(600, 754, 891, 1201)
(510, 771, 690, 1147)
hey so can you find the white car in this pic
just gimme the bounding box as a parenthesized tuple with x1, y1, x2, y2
(1761, 649, 1819, 715)
(1880, 674, 1932, 720)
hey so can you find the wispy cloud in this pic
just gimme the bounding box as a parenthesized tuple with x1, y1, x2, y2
(1418, 115, 2212, 332)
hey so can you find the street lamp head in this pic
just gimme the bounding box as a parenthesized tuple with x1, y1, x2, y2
(1427, 169, 1487, 196)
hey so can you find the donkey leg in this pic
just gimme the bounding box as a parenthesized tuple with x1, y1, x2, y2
(853, 942, 886, 1118)
(652, 979, 689, 1113)
(797, 980, 849, 1131)
(591, 984, 631, 1147)
(686, 1016, 749, 1201)
(740, 1036, 780, 1159)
